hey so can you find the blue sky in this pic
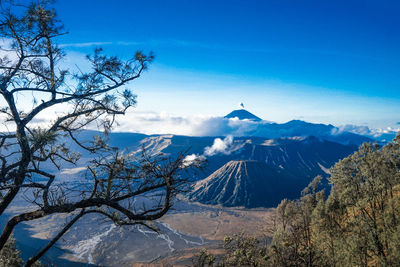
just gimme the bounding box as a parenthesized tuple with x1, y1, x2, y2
(53, 0, 400, 129)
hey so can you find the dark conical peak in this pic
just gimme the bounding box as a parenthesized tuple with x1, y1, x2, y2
(224, 109, 262, 121)
(189, 160, 296, 208)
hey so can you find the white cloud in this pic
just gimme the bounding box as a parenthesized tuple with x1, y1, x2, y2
(204, 135, 234, 156)
(182, 154, 206, 167)
(59, 42, 113, 48)
(334, 124, 399, 140)
(332, 124, 371, 136)
(112, 110, 263, 137)
(61, 167, 87, 175)
(109, 110, 400, 144)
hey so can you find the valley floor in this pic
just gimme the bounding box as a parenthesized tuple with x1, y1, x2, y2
(13, 198, 276, 266)
(133, 199, 276, 266)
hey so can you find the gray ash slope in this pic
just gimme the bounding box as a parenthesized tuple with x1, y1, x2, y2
(189, 160, 300, 208)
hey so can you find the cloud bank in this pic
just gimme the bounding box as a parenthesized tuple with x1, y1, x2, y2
(112, 110, 398, 141)
(332, 124, 399, 141)
(113, 110, 262, 137)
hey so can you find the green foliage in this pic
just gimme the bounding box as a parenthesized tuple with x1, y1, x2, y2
(193, 249, 216, 267)
(268, 176, 325, 266)
(0, 235, 23, 267)
(315, 141, 400, 266)
(269, 138, 400, 267)
(0, 235, 42, 267)
(222, 232, 268, 267)
(193, 233, 268, 267)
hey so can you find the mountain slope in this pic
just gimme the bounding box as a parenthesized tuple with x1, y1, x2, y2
(189, 160, 299, 208)
(143, 135, 358, 183)
(224, 109, 262, 121)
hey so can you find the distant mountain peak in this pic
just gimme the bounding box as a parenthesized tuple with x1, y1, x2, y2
(224, 109, 262, 121)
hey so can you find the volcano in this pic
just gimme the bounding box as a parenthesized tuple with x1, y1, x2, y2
(224, 109, 262, 121)
(189, 160, 300, 208)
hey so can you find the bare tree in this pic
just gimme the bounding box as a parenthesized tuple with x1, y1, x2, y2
(0, 1, 190, 265)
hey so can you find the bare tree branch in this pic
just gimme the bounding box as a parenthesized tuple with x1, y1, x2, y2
(0, 1, 191, 264)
